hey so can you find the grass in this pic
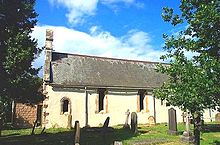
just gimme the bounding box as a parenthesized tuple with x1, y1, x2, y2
(0, 123, 220, 145)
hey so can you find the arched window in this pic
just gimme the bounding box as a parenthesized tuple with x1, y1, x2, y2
(61, 97, 70, 114)
(98, 88, 106, 112)
(63, 100, 69, 113)
(137, 90, 149, 112)
(96, 88, 108, 113)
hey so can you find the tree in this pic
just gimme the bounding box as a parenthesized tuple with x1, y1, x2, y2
(0, 0, 43, 126)
(154, 0, 220, 144)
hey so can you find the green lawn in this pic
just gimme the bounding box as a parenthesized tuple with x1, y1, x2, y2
(0, 123, 219, 145)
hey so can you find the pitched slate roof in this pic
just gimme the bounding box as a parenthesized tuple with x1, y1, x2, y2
(49, 52, 168, 89)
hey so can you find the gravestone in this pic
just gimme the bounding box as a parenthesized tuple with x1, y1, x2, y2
(131, 112, 138, 134)
(148, 116, 155, 126)
(123, 109, 130, 129)
(74, 121, 80, 144)
(181, 112, 194, 143)
(103, 117, 110, 128)
(67, 114, 72, 129)
(102, 117, 110, 145)
(215, 113, 220, 122)
(168, 108, 178, 135)
(182, 112, 186, 124)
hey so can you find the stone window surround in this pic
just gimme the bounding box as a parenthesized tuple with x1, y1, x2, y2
(96, 88, 108, 114)
(60, 97, 71, 115)
(137, 90, 149, 113)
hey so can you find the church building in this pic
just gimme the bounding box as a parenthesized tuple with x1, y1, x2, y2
(42, 29, 217, 128)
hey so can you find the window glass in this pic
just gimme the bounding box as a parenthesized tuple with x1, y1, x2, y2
(63, 99, 69, 113)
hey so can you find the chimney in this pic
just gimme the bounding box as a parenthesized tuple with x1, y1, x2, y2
(43, 29, 53, 82)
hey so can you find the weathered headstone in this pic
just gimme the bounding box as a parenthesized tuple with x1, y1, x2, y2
(67, 114, 72, 129)
(131, 112, 138, 134)
(123, 109, 130, 129)
(168, 108, 178, 135)
(148, 116, 155, 126)
(181, 112, 194, 143)
(74, 121, 80, 145)
(215, 113, 220, 122)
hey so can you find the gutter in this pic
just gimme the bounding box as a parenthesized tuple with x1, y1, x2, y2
(49, 83, 157, 91)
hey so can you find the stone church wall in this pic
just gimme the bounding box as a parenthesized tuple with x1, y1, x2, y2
(42, 85, 183, 128)
(42, 85, 218, 128)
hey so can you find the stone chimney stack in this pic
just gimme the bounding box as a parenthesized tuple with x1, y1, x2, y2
(43, 29, 53, 82)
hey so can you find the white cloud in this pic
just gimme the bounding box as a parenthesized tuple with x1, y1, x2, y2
(48, 0, 144, 25)
(31, 25, 164, 76)
(49, 0, 98, 25)
(101, 0, 144, 9)
(101, 0, 135, 4)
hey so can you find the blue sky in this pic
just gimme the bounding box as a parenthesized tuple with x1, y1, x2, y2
(32, 0, 183, 75)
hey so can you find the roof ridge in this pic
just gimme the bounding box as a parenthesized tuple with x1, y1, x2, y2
(52, 51, 167, 64)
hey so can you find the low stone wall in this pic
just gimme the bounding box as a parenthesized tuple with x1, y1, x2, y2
(14, 103, 37, 128)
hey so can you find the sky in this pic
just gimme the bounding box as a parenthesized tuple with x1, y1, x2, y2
(32, 0, 183, 76)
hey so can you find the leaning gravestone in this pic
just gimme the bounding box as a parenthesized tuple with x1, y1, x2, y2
(123, 109, 130, 129)
(102, 117, 110, 145)
(103, 117, 110, 128)
(215, 113, 220, 122)
(131, 112, 138, 134)
(168, 108, 178, 135)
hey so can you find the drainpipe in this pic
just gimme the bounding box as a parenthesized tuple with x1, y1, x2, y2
(85, 87, 88, 127)
(153, 96, 156, 124)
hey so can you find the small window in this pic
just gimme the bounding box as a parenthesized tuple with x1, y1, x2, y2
(61, 98, 70, 114)
(139, 92, 145, 110)
(63, 100, 69, 113)
(137, 90, 146, 112)
(98, 88, 106, 112)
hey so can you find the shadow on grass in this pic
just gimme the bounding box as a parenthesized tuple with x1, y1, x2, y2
(81, 127, 137, 145)
(1, 133, 20, 137)
(0, 130, 74, 145)
(0, 128, 136, 145)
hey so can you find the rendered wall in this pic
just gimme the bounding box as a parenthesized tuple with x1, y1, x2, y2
(43, 85, 217, 128)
